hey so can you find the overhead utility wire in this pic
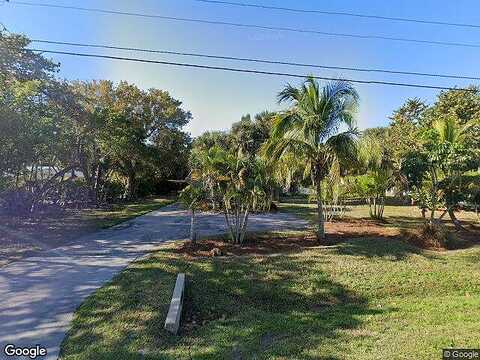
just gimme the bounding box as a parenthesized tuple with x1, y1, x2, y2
(195, 0, 480, 30)
(20, 47, 473, 91)
(31, 39, 480, 82)
(8, 1, 480, 49)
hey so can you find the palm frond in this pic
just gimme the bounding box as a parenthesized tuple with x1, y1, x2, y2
(277, 83, 301, 104)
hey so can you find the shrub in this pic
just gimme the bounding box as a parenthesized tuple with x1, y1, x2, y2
(403, 222, 466, 250)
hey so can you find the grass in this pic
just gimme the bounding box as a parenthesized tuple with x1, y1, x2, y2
(0, 197, 174, 266)
(60, 224, 480, 359)
(83, 197, 176, 229)
(279, 198, 479, 230)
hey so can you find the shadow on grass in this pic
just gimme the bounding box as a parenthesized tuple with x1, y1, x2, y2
(59, 245, 392, 359)
(330, 237, 429, 261)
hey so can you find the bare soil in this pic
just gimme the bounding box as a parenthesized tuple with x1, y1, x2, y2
(175, 218, 480, 257)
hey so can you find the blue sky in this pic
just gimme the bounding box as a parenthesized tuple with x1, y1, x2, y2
(2, 0, 479, 136)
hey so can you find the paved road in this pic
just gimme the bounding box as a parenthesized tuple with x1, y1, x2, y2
(0, 204, 307, 359)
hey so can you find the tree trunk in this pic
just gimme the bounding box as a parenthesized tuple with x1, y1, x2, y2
(224, 208, 236, 242)
(190, 208, 196, 243)
(316, 178, 325, 242)
(448, 208, 467, 231)
(29, 164, 77, 213)
(125, 172, 137, 200)
(378, 196, 385, 219)
(429, 167, 438, 224)
(239, 207, 250, 244)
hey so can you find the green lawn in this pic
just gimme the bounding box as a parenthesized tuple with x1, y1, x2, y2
(83, 197, 176, 229)
(60, 231, 480, 359)
(279, 199, 479, 230)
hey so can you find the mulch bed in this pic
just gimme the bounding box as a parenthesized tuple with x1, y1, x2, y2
(174, 233, 319, 258)
(174, 219, 404, 258)
(174, 218, 480, 257)
(325, 219, 400, 242)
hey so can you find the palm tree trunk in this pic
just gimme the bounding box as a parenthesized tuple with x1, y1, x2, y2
(224, 208, 236, 242)
(316, 178, 325, 241)
(239, 207, 250, 244)
(190, 208, 196, 243)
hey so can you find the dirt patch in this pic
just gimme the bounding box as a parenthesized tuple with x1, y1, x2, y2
(175, 218, 480, 257)
(175, 220, 404, 257)
(325, 219, 400, 243)
(174, 233, 320, 258)
(401, 224, 477, 251)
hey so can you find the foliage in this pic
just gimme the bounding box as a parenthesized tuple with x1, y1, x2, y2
(189, 146, 274, 244)
(179, 181, 207, 242)
(192, 130, 231, 151)
(388, 89, 480, 230)
(230, 111, 275, 157)
(401, 116, 478, 227)
(386, 98, 426, 189)
(264, 77, 359, 240)
(308, 159, 349, 221)
(353, 131, 394, 219)
(0, 31, 191, 215)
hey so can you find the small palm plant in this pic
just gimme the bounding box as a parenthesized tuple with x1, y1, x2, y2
(179, 182, 206, 243)
(264, 77, 359, 241)
(188, 146, 273, 244)
(355, 132, 394, 220)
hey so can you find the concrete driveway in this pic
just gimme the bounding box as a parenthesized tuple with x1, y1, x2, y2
(0, 204, 307, 359)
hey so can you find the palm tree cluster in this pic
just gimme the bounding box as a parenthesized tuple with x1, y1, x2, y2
(180, 146, 274, 244)
(186, 77, 480, 245)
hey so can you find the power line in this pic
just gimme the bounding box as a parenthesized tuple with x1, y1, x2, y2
(8, 0, 480, 49)
(20, 47, 473, 91)
(31, 39, 480, 82)
(195, 0, 480, 30)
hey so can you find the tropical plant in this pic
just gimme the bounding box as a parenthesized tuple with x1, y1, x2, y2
(222, 157, 274, 243)
(189, 146, 274, 244)
(179, 181, 206, 243)
(355, 131, 394, 220)
(307, 158, 349, 221)
(403, 116, 478, 228)
(264, 78, 359, 241)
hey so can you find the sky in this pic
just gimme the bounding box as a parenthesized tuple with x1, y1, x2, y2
(1, 0, 479, 136)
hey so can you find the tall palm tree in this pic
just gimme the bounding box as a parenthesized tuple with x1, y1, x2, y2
(264, 78, 359, 241)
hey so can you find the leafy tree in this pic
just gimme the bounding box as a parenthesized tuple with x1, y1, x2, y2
(403, 116, 478, 228)
(73, 80, 191, 200)
(193, 131, 231, 151)
(386, 98, 426, 187)
(179, 180, 207, 243)
(422, 87, 480, 127)
(1, 31, 192, 214)
(265, 78, 359, 241)
(230, 111, 275, 157)
(221, 155, 273, 243)
(0, 31, 83, 213)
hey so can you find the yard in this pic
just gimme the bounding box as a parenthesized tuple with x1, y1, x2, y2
(0, 197, 174, 267)
(59, 202, 480, 359)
